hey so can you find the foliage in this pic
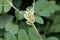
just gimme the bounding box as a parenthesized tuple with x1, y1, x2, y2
(0, 0, 60, 40)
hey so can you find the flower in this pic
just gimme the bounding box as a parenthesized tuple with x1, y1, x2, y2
(24, 8, 35, 25)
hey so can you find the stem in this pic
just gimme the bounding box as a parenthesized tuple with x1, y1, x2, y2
(2, 2, 4, 14)
(7, 0, 22, 15)
(44, 21, 52, 35)
(31, 23, 42, 40)
(44, 13, 55, 35)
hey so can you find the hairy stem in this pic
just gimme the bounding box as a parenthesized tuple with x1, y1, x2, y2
(31, 23, 42, 40)
(7, 0, 22, 14)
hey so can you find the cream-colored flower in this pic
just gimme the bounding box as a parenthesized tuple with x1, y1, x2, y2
(24, 8, 35, 25)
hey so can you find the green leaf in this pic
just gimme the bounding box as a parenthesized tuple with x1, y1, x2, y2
(0, 6, 2, 14)
(0, 38, 3, 40)
(13, 0, 22, 8)
(35, 16, 44, 24)
(28, 27, 39, 40)
(15, 11, 24, 20)
(18, 21, 31, 31)
(27, 6, 33, 10)
(5, 23, 18, 34)
(50, 15, 60, 32)
(39, 10, 50, 17)
(34, 0, 60, 17)
(0, 0, 11, 13)
(41, 35, 47, 40)
(18, 29, 29, 40)
(0, 15, 14, 29)
(54, 24, 60, 32)
(39, 5, 60, 17)
(35, 1, 47, 13)
(51, 24, 60, 33)
(47, 37, 59, 40)
(5, 32, 17, 40)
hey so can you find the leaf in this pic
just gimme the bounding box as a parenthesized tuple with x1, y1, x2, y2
(47, 37, 59, 40)
(0, 15, 14, 29)
(39, 5, 60, 17)
(27, 6, 33, 10)
(0, 6, 2, 14)
(50, 15, 60, 32)
(18, 21, 30, 31)
(15, 11, 24, 20)
(53, 24, 60, 32)
(35, 1, 47, 13)
(41, 35, 47, 40)
(0, 0, 11, 13)
(5, 32, 17, 40)
(35, 0, 60, 17)
(5, 23, 18, 34)
(0, 38, 3, 40)
(35, 16, 44, 24)
(13, 0, 22, 8)
(28, 27, 39, 40)
(51, 24, 60, 33)
(39, 10, 50, 17)
(18, 29, 29, 40)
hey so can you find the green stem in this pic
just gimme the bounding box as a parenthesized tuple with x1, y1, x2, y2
(31, 23, 42, 40)
(7, 0, 22, 14)
(2, 2, 4, 14)
(44, 14, 55, 35)
(44, 21, 52, 35)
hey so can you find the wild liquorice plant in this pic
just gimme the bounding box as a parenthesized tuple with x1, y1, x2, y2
(0, 0, 60, 40)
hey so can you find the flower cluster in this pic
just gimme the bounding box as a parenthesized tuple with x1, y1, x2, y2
(24, 8, 35, 25)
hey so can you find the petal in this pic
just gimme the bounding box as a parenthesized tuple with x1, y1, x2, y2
(26, 21, 31, 25)
(30, 8, 34, 14)
(24, 14, 27, 19)
(26, 8, 29, 11)
(25, 11, 28, 14)
(30, 8, 33, 11)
